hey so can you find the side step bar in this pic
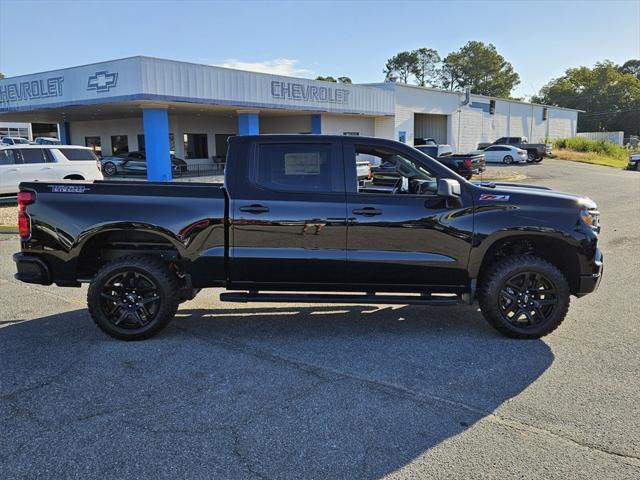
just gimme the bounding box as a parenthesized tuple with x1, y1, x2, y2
(220, 292, 459, 306)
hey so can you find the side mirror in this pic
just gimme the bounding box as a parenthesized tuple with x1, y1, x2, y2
(437, 178, 461, 198)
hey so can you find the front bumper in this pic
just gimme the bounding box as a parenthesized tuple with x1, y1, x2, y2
(628, 158, 640, 170)
(13, 253, 52, 285)
(575, 248, 603, 297)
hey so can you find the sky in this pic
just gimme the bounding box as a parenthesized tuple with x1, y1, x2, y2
(0, 0, 638, 98)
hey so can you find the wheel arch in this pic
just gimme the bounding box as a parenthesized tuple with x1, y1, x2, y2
(75, 225, 186, 279)
(471, 233, 581, 294)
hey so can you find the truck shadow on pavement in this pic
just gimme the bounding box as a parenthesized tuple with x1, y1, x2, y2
(1, 304, 553, 479)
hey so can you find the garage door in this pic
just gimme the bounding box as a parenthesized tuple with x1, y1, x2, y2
(414, 114, 448, 145)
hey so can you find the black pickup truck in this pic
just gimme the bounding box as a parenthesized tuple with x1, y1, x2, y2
(13, 135, 602, 340)
(414, 144, 486, 180)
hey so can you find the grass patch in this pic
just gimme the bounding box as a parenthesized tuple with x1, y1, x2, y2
(552, 137, 631, 169)
(553, 149, 629, 169)
(0, 225, 17, 233)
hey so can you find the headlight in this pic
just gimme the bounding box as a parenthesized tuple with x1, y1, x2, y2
(580, 207, 600, 233)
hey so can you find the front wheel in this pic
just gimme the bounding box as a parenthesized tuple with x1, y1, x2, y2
(87, 256, 179, 340)
(478, 255, 570, 338)
(102, 162, 117, 176)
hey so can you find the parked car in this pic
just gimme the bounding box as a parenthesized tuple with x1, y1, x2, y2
(0, 145, 103, 195)
(478, 145, 528, 164)
(34, 137, 61, 145)
(14, 135, 602, 341)
(100, 151, 188, 176)
(628, 153, 640, 171)
(414, 144, 486, 180)
(478, 137, 551, 162)
(1, 137, 31, 146)
(356, 160, 372, 181)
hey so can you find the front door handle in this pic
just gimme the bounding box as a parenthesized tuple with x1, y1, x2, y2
(239, 204, 270, 214)
(352, 207, 382, 216)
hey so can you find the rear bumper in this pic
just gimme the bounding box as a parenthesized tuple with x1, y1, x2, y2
(575, 248, 603, 297)
(13, 253, 52, 285)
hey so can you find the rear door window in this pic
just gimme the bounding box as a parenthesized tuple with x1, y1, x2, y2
(254, 143, 341, 193)
(18, 149, 48, 164)
(58, 148, 98, 161)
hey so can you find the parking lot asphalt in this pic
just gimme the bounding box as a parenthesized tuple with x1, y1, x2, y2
(1, 159, 639, 479)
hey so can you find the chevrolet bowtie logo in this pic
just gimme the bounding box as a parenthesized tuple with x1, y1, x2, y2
(87, 70, 118, 93)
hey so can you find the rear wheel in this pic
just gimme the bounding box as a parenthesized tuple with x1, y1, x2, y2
(478, 255, 570, 338)
(87, 256, 179, 340)
(503, 155, 514, 164)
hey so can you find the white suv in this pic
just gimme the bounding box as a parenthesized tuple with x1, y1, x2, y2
(0, 145, 104, 195)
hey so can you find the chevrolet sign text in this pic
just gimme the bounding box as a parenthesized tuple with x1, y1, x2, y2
(271, 81, 350, 104)
(0, 76, 64, 104)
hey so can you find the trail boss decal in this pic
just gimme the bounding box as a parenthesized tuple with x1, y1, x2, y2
(479, 193, 510, 201)
(48, 185, 90, 193)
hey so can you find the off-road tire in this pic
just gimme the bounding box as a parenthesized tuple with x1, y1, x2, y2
(87, 256, 179, 340)
(478, 255, 570, 339)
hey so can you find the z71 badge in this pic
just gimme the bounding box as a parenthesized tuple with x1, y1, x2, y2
(479, 193, 510, 201)
(48, 185, 90, 193)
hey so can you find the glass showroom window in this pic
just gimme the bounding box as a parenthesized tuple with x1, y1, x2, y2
(111, 135, 129, 155)
(137, 133, 175, 154)
(183, 133, 208, 159)
(85, 136, 102, 155)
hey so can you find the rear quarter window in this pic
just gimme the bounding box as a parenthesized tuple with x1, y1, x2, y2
(0, 149, 18, 165)
(58, 148, 98, 161)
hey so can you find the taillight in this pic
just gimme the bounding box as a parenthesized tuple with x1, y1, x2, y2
(17, 190, 35, 239)
(463, 159, 472, 168)
(367, 162, 372, 179)
(96, 160, 102, 173)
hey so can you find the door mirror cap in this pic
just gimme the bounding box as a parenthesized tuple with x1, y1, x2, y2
(437, 178, 461, 198)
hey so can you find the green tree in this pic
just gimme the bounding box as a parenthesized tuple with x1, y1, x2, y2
(411, 48, 440, 87)
(0, 72, 5, 79)
(619, 59, 640, 80)
(316, 75, 352, 84)
(336, 76, 352, 84)
(383, 51, 418, 84)
(439, 41, 520, 97)
(533, 60, 640, 136)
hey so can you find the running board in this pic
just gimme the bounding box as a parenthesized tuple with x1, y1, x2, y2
(219, 292, 459, 306)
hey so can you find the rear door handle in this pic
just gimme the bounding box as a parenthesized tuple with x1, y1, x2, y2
(352, 207, 382, 216)
(239, 204, 270, 214)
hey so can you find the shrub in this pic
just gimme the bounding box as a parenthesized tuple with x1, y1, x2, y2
(553, 137, 628, 160)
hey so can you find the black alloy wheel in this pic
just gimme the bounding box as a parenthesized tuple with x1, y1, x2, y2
(478, 255, 570, 338)
(527, 151, 537, 163)
(100, 271, 161, 329)
(88, 256, 179, 340)
(499, 271, 557, 328)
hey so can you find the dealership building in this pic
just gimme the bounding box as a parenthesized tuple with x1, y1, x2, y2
(0, 56, 579, 180)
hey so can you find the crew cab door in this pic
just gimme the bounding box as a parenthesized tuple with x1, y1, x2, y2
(229, 139, 347, 285)
(344, 142, 474, 288)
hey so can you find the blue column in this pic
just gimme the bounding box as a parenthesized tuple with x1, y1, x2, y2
(311, 114, 322, 134)
(58, 122, 71, 144)
(142, 108, 172, 181)
(237, 111, 259, 135)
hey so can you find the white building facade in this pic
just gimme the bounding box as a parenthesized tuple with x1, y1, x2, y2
(0, 56, 579, 176)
